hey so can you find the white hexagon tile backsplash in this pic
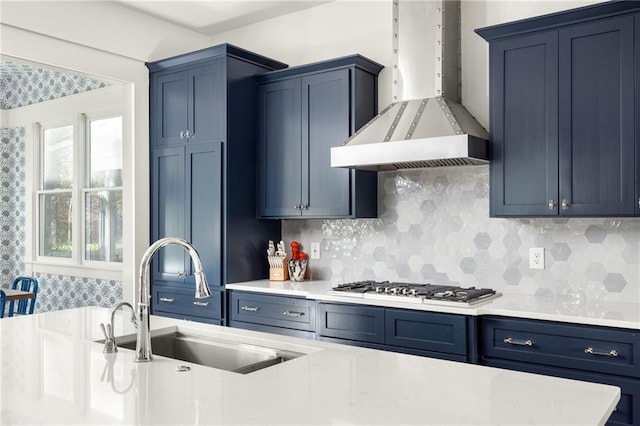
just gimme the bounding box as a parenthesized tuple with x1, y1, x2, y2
(283, 166, 640, 304)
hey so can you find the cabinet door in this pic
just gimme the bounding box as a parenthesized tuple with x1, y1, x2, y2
(559, 16, 635, 216)
(152, 71, 188, 148)
(385, 309, 468, 356)
(489, 32, 559, 216)
(188, 61, 224, 145)
(257, 79, 302, 217)
(151, 147, 187, 282)
(317, 303, 385, 344)
(186, 142, 223, 288)
(302, 69, 351, 217)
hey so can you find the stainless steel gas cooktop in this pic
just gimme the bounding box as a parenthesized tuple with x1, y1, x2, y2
(328, 281, 500, 307)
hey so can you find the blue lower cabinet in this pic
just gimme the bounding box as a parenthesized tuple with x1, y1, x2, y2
(317, 302, 475, 362)
(153, 285, 223, 323)
(317, 303, 385, 344)
(481, 317, 640, 377)
(385, 309, 468, 356)
(479, 316, 640, 426)
(483, 358, 639, 426)
(228, 291, 315, 338)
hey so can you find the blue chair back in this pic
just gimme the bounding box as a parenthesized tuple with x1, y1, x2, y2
(9, 277, 38, 316)
(0, 290, 6, 318)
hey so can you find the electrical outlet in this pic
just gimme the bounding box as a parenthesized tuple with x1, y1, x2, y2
(529, 247, 544, 270)
(310, 242, 320, 260)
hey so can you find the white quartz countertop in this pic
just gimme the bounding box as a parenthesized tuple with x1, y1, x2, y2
(0, 307, 619, 425)
(226, 280, 640, 330)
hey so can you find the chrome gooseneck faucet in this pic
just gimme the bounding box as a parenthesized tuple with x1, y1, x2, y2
(135, 237, 211, 362)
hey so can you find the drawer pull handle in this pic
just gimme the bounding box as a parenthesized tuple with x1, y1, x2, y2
(504, 337, 533, 347)
(159, 297, 175, 303)
(283, 311, 304, 317)
(241, 306, 260, 312)
(585, 347, 618, 357)
(193, 301, 209, 307)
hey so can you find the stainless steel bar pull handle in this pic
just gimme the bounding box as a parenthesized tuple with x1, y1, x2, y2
(283, 311, 304, 317)
(548, 200, 556, 210)
(504, 337, 533, 346)
(241, 306, 260, 312)
(585, 347, 618, 357)
(159, 297, 175, 303)
(561, 200, 569, 210)
(179, 131, 186, 139)
(193, 301, 209, 307)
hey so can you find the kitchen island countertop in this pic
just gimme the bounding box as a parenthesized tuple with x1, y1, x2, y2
(0, 307, 619, 425)
(226, 279, 640, 330)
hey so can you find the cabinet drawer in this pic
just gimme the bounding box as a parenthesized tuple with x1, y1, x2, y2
(481, 317, 640, 378)
(153, 286, 222, 320)
(386, 309, 468, 356)
(317, 303, 385, 344)
(229, 292, 315, 332)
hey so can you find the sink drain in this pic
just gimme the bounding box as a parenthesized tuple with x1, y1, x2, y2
(175, 365, 191, 372)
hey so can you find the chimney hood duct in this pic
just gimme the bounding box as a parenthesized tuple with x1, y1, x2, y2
(331, 0, 489, 172)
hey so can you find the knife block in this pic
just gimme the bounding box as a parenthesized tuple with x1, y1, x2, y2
(268, 256, 289, 281)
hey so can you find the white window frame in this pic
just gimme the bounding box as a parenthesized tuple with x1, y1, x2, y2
(81, 111, 124, 268)
(24, 87, 126, 280)
(34, 118, 77, 264)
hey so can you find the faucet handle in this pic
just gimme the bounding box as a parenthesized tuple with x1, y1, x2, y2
(100, 323, 109, 340)
(101, 322, 117, 354)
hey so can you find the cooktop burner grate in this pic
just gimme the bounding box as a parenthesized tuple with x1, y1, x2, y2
(329, 281, 500, 306)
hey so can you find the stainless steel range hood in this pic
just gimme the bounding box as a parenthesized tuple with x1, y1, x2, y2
(331, 0, 489, 172)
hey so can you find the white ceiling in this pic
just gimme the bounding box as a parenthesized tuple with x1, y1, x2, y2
(113, 0, 334, 36)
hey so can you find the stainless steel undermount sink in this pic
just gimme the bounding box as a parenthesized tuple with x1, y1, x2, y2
(104, 331, 305, 374)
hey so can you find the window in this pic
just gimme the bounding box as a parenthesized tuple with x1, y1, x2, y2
(84, 116, 123, 262)
(36, 114, 123, 265)
(39, 125, 74, 258)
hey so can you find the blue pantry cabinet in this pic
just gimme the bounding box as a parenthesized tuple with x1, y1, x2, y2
(147, 44, 287, 324)
(476, 1, 640, 217)
(256, 55, 383, 218)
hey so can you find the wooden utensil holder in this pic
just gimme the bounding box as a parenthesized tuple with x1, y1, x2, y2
(268, 256, 289, 281)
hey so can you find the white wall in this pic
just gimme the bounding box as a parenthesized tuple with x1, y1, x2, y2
(0, 0, 211, 62)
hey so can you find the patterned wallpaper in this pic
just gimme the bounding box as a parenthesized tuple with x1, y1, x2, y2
(0, 63, 122, 314)
(0, 127, 26, 280)
(0, 59, 111, 110)
(283, 166, 640, 304)
(34, 273, 122, 312)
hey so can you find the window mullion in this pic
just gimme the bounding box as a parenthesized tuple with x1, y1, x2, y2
(74, 113, 85, 264)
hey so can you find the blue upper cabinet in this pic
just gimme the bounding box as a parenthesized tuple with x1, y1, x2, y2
(256, 55, 383, 219)
(477, 1, 640, 217)
(147, 44, 287, 323)
(488, 32, 559, 217)
(151, 60, 224, 148)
